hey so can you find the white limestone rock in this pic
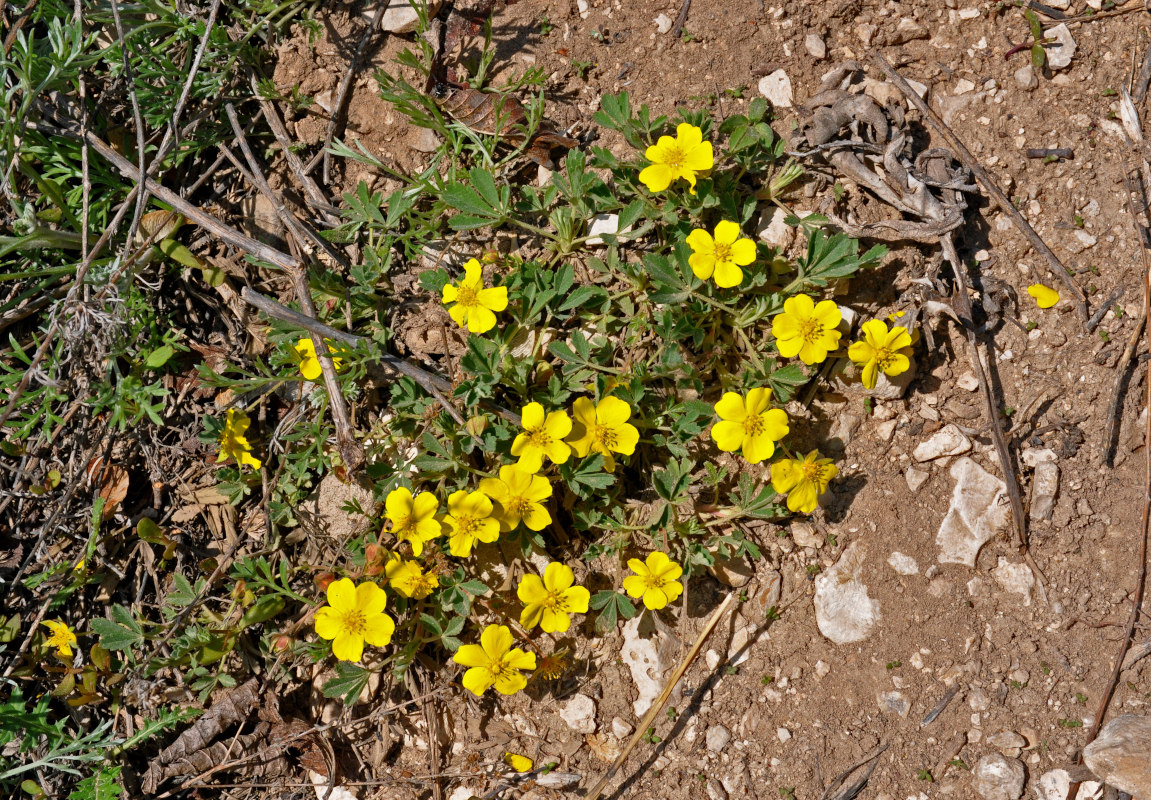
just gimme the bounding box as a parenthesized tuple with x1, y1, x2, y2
(758, 70, 793, 108)
(972, 753, 1025, 800)
(379, 0, 442, 34)
(913, 424, 972, 461)
(1082, 715, 1151, 798)
(560, 693, 597, 734)
(936, 458, 1010, 566)
(620, 617, 666, 716)
(814, 542, 880, 644)
(1044, 24, 1076, 70)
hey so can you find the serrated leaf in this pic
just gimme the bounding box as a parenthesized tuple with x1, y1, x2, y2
(90, 612, 144, 651)
(68, 766, 122, 800)
(322, 662, 372, 705)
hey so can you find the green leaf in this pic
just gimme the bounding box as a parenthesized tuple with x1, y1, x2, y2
(322, 662, 372, 706)
(767, 364, 809, 403)
(90, 607, 144, 651)
(143, 345, 174, 368)
(558, 285, 607, 312)
(68, 766, 122, 800)
(590, 590, 636, 633)
(238, 595, 285, 629)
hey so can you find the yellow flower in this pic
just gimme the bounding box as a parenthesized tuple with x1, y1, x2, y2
(638, 122, 714, 194)
(511, 402, 572, 473)
(385, 487, 442, 556)
(442, 258, 508, 334)
(217, 409, 262, 470)
(504, 753, 534, 773)
(771, 294, 842, 365)
(566, 396, 640, 473)
(41, 620, 76, 657)
(517, 562, 591, 633)
(771, 450, 839, 514)
(443, 490, 501, 557)
(479, 465, 553, 532)
(623, 551, 684, 611)
(384, 555, 440, 599)
(313, 578, 395, 662)
(452, 623, 536, 696)
(290, 337, 345, 381)
(686, 220, 756, 288)
(848, 320, 914, 390)
(710, 389, 789, 463)
(1027, 283, 1060, 309)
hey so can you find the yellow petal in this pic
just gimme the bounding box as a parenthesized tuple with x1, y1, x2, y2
(712, 220, 741, 246)
(728, 237, 757, 265)
(326, 578, 356, 612)
(741, 432, 775, 464)
(713, 392, 747, 423)
(362, 613, 395, 647)
(313, 607, 342, 640)
(453, 643, 490, 668)
(638, 163, 673, 193)
(518, 574, 549, 604)
(710, 420, 745, 452)
(1027, 283, 1060, 309)
(712, 261, 743, 288)
(685, 228, 715, 254)
(331, 632, 365, 662)
(462, 666, 495, 696)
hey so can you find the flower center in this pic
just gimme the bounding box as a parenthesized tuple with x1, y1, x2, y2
(801, 462, 829, 485)
(454, 515, 480, 539)
(661, 144, 686, 170)
(593, 425, 618, 450)
(743, 413, 766, 437)
(641, 573, 669, 592)
(456, 285, 479, 307)
(799, 317, 824, 344)
(339, 608, 367, 636)
(506, 496, 531, 518)
(526, 427, 552, 448)
(713, 241, 733, 263)
(487, 654, 519, 682)
(873, 345, 897, 370)
(543, 590, 570, 613)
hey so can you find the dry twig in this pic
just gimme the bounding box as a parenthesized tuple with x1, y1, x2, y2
(585, 592, 737, 800)
(871, 53, 1089, 324)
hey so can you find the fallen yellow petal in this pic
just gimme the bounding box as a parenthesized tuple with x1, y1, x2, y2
(1027, 283, 1059, 309)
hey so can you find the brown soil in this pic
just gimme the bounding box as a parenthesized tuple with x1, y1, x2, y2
(265, 2, 1151, 799)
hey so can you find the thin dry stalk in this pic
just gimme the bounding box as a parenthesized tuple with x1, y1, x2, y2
(871, 53, 1089, 324)
(585, 592, 737, 800)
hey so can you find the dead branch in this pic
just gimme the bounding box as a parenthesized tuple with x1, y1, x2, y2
(585, 592, 738, 800)
(870, 53, 1090, 325)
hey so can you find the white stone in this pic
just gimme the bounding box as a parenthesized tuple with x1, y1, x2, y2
(856, 23, 877, 46)
(654, 13, 673, 34)
(913, 424, 972, 461)
(954, 79, 976, 95)
(1083, 715, 1151, 798)
(586, 213, 621, 246)
(958, 8, 981, 20)
(576, 0, 590, 20)
(560, 693, 597, 734)
(620, 616, 666, 716)
(815, 660, 831, 678)
(814, 542, 880, 644)
(1022, 448, 1058, 522)
(986, 730, 1026, 754)
(727, 626, 752, 666)
(1071, 230, 1097, 252)
(758, 70, 793, 108)
(705, 649, 721, 671)
(611, 717, 634, 738)
(956, 372, 980, 392)
(1044, 0, 1071, 9)
(1014, 64, 1038, 91)
(776, 727, 792, 742)
(1044, 24, 1076, 71)
(892, 17, 930, 44)
(706, 724, 732, 752)
(991, 558, 1034, 606)
(905, 466, 930, 493)
(379, 0, 443, 34)
(309, 771, 359, 800)
(790, 520, 823, 548)
(1035, 769, 1104, 800)
(805, 33, 827, 59)
(757, 205, 794, 250)
(936, 457, 1010, 566)
(888, 552, 920, 575)
(972, 754, 1025, 800)
(875, 419, 897, 442)
(877, 690, 909, 717)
